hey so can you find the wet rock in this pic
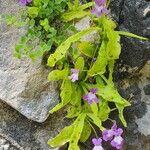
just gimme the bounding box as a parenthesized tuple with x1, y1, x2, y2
(0, 0, 59, 123)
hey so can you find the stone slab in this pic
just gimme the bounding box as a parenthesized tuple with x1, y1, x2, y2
(0, 0, 59, 123)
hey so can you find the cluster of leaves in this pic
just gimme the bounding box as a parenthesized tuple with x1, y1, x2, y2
(46, 1, 147, 150)
(47, 17, 127, 149)
(5, 0, 78, 60)
(5, 0, 148, 149)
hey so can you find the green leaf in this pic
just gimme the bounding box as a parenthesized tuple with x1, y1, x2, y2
(69, 113, 86, 150)
(98, 101, 110, 121)
(106, 31, 121, 60)
(116, 104, 127, 127)
(27, 7, 39, 18)
(40, 18, 50, 31)
(33, 0, 41, 6)
(78, 2, 94, 10)
(62, 10, 89, 22)
(97, 85, 131, 106)
(108, 60, 115, 83)
(96, 76, 105, 86)
(70, 85, 82, 106)
(103, 17, 117, 30)
(48, 125, 73, 147)
(67, 85, 82, 118)
(75, 57, 85, 71)
(70, 48, 80, 60)
(87, 113, 101, 128)
(50, 80, 72, 113)
(74, 0, 79, 9)
(117, 31, 148, 40)
(5, 15, 17, 25)
(62, 2, 93, 21)
(88, 41, 108, 76)
(48, 68, 69, 81)
(90, 102, 98, 116)
(78, 42, 95, 58)
(47, 27, 101, 67)
(80, 122, 91, 142)
(67, 105, 82, 118)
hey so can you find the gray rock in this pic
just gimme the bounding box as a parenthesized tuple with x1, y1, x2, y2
(110, 2, 150, 148)
(116, 61, 150, 150)
(75, 16, 99, 42)
(0, 133, 23, 150)
(111, 0, 150, 68)
(0, 101, 67, 150)
(0, 0, 59, 123)
(136, 105, 150, 136)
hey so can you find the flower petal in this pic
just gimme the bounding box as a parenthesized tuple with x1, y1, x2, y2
(111, 121, 117, 130)
(19, 0, 27, 5)
(83, 94, 89, 100)
(27, 0, 32, 3)
(92, 145, 104, 150)
(111, 136, 124, 150)
(102, 8, 109, 14)
(115, 128, 123, 136)
(102, 129, 114, 141)
(95, 0, 105, 6)
(92, 138, 102, 146)
(93, 96, 99, 103)
(88, 99, 93, 104)
(90, 88, 97, 94)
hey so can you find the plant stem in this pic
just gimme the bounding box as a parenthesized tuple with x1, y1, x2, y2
(100, 74, 109, 84)
(87, 120, 99, 138)
(110, 108, 117, 112)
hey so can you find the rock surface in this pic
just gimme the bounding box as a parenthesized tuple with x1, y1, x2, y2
(0, 0, 59, 123)
(111, 0, 150, 68)
(0, 0, 150, 149)
(0, 100, 67, 150)
(0, 133, 23, 150)
(110, 0, 150, 148)
(117, 61, 150, 150)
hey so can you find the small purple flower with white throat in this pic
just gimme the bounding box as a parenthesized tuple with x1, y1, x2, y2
(111, 128, 124, 150)
(19, 0, 32, 6)
(102, 121, 124, 149)
(83, 88, 99, 104)
(69, 69, 79, 82)
(91, 0, 109, 17)
(92, 138, 104, 150)
(102, 121, 117, 141)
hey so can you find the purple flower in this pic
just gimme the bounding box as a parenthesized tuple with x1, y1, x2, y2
(111, 135, 124, 149)
(102, 121, 124, 149)
(111, 127, 124, 149)
(19, 0, 32, 6)
(102, 122, 117, 141)
(92, 138, 104, 150)
(83, 88, 99, 104)
(69, 69, 79, 82)
(91, 0, 109, 17)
